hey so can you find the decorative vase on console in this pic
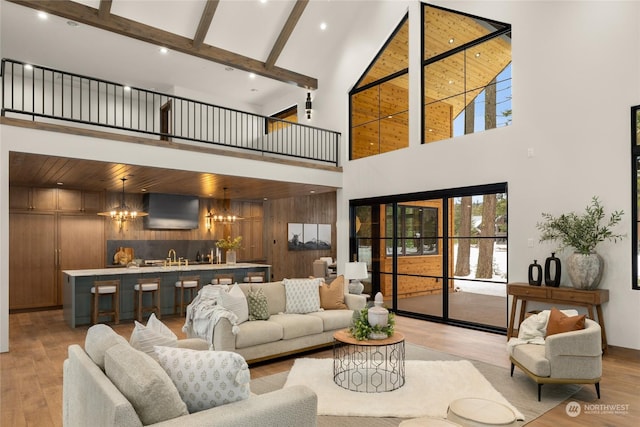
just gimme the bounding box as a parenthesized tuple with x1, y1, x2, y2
(226, 250, 236, 265)
(544, 253, 561, 287)
(367, 292, 389, 340)
(528, 260, 542, 286)
(536, 196, 624, 290)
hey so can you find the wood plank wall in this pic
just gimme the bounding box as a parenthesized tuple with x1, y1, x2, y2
(264, 192, 337, 281)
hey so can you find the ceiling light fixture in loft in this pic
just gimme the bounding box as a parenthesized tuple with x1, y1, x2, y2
(207, 187, 243, 225)
(305, 92, 313, 120)
(98, 177, 147, 228)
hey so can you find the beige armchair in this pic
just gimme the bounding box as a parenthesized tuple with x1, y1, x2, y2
(509, 318, 602, 401)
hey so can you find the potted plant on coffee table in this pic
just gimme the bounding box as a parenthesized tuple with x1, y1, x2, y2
(536, 196, 625, 289)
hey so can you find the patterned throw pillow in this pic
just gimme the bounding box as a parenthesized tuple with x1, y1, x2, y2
(247, 288, 270, 321)
(129, 313, 178, 360)
(283, 278, 322, 314)
(154, 346, 251, 413)
(219, 284, 249, 324)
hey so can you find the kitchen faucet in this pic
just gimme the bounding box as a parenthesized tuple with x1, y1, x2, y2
(167, 249, 176, 263)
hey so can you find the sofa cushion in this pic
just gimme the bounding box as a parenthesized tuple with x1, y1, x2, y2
(319, 275, 348, 310)
(546, 307, 586, 337)
(219, 284, 249, 324)
(307, 309, 354, 332)
(252, 282, 286, 315)
(268, 313, 324, 340)
(235, 320, 284, 349)
(511, 343, 550, 377)
(129, 313, 178, 360)
(154, 346, 251, 413)
(247, 288, 270, 321)
(85, 324, 128, 370)
(283, 278, 322, 314)
(104, 343, 188, 425)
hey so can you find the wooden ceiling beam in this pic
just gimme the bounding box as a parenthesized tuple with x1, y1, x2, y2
(265, 0, 308, 70)
(7, 0, 318, 90)
(193, 0, 219, 49)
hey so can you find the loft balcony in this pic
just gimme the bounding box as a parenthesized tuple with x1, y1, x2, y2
(0, 58, 340, 167)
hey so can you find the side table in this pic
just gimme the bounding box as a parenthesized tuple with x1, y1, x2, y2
(507, 283, 609, 351)
(333, 329, 405, 393)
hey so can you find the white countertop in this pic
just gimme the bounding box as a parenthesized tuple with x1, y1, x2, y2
(63, 263, 270, 277)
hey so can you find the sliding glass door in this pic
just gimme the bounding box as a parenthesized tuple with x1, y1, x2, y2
(350, 184, 508, 332)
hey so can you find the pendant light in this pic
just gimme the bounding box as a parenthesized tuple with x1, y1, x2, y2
(207, 187, 242, 224)
(98, 177, 147, 228)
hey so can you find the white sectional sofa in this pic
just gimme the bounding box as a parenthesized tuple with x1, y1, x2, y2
(62, 324, 318, 427)
(184, 278, 367, 363)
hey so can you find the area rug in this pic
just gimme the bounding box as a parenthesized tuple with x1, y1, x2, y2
(284, 358, 524, 420)
(250, 343, 581, 427)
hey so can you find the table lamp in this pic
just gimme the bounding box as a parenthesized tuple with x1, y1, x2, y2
(344, 261, 368, 294)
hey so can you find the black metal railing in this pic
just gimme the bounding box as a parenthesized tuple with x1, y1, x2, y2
(1, 58, 340, 166)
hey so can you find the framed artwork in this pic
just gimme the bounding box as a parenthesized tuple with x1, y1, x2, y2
(287, 223, 332, 251)
(288, 223, 304, 250)
(318, 224, 331, 250)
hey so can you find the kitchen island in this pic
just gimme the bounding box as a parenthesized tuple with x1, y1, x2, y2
(63, 263, 271, 327)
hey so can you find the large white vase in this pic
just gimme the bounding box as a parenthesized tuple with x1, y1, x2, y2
(567, 252, 604, 290)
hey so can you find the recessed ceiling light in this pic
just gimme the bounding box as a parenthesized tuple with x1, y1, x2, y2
(475, 52, 481, 58)
(141, 188, 147, 192)
(320, 22, 327, 31)
(37, 11, 48, 20)
(25, 64, 33, 70)
(249, 73, 256, 79)
(123, 86, 131, 91)
(159, 47, 168, 54)
(260, 0, 268, 3)
(57, 182, 64, 186)
(67, 20, 79, 27)
(448, 80, 454, 84)
(310, 190, 316, 194)
(448, 38, 454, 44)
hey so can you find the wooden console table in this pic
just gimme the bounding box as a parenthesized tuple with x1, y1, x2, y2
(507, 283, 609, 351)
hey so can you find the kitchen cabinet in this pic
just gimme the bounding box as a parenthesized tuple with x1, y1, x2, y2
(9, 186, 106, 310)
(9, 212, 57, 309)
(9, 186, 57, 210)
(58, 189, 104, 212)
(238, 202, 264, 261)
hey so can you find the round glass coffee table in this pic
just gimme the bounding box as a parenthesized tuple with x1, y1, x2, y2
(333, 329, 405, 393)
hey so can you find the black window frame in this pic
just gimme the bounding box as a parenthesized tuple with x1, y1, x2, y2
(631, 105, 640, 290)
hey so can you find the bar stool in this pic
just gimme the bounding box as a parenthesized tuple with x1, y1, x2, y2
(212, 273, 234, 285)
(243, 271, 266, 283)
(174, 275, 200, 316)
(91, 279, 120, 325)
(134, 277, 161, 322)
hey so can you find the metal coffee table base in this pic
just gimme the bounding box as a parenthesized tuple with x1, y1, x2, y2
(333, 330, 405, 393)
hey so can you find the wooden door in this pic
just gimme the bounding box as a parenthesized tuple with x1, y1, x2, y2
(58, 215, 105, 304)
(9, 212, 57, 309)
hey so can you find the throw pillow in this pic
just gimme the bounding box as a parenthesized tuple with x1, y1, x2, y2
(219, 284, 249, 324)
(247, 288, 270, 321)
(319, 275, 348, 310)
(546, 307, 586, 337)
(154, 346, 251, 413)
(283, 278, 322, 314)
(129, 313, 178, 359)
(84, 324, 128, 370)
(104, 343, 188, 424)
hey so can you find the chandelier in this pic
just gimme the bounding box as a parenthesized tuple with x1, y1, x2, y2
(98, 177, 147, 228)
(206, 187, 242, 228)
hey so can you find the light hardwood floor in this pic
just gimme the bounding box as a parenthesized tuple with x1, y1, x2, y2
(1, 310, 638, 426)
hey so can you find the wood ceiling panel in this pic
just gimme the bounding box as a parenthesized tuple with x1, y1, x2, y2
(8, 152, 337, 202)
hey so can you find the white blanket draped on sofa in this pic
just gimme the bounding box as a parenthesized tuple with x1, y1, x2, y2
(183, 290, 239, 346)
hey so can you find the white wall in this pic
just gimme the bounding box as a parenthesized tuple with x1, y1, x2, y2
(330, 1, 640, 349)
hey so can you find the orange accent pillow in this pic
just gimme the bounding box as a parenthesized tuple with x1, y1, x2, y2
(319, 276, 348, 310)
(546, 307, 586, 337)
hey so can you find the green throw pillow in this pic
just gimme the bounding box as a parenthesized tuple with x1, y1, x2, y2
(248, 288, 270, 321)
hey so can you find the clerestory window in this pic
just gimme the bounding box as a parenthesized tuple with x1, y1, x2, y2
(422, 4, 512, 143)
